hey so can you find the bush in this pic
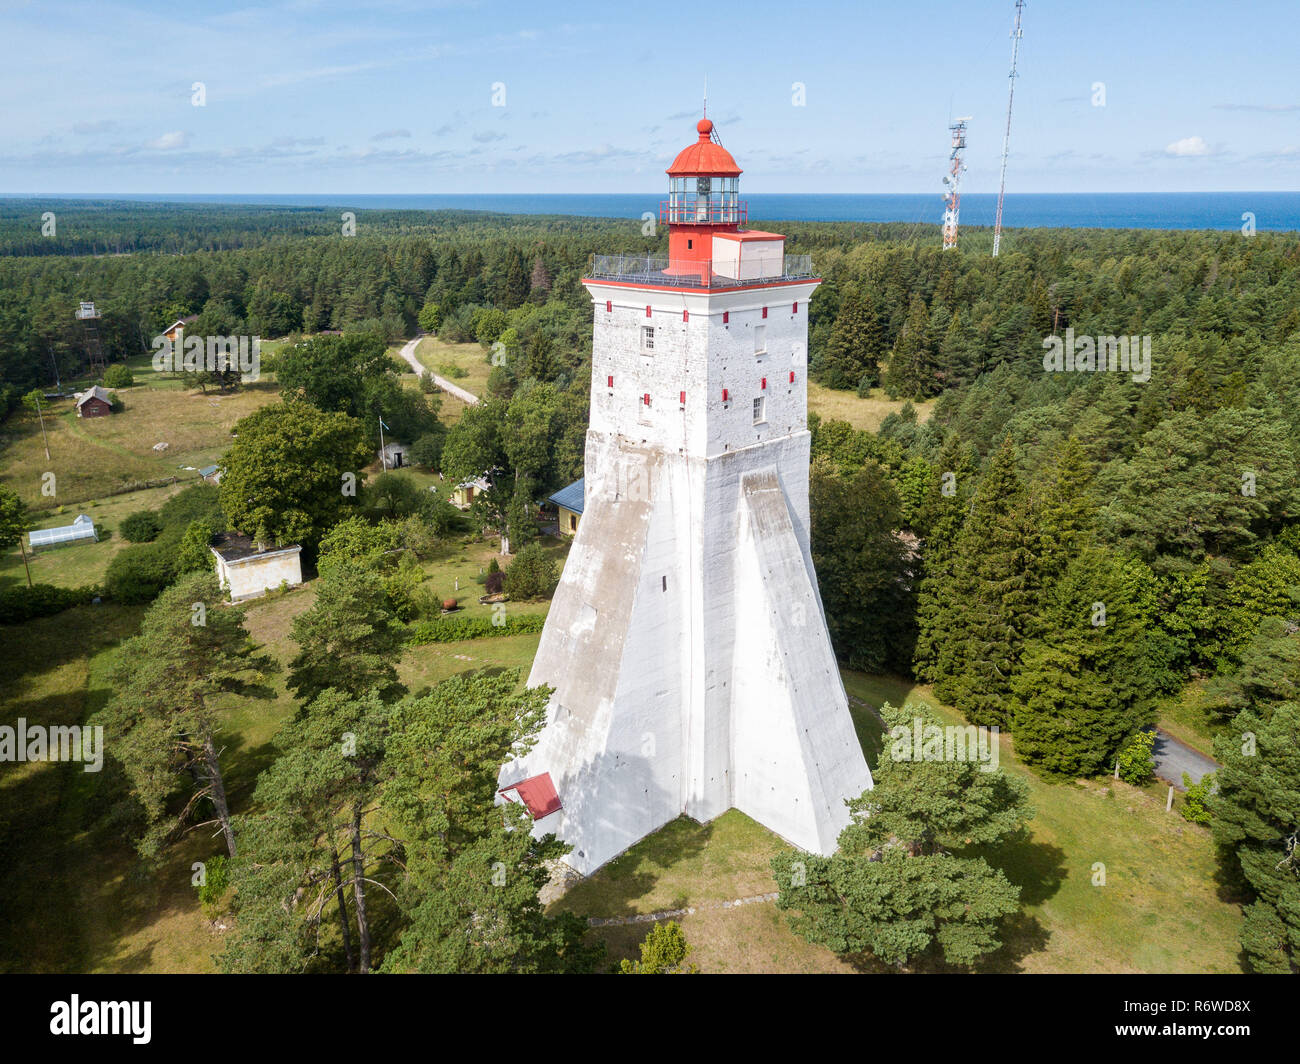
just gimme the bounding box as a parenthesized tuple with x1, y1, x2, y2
(1116, 730, 1156, 786)
(407, 612, 545, 644)
(503, 542, 558, 600)
(159, 484, 224, 531)
(103, 544, 174, 604)
(1180, 771, 1216, 825)
(175, 519, 215, 574)
(0, 583, 99, 625)
(119, 510, 162, 543)
(485, 570, 504, 595)
(103, 364, 135, 388)
(410, 431, 445, 470)
(195, 855, 231, 920)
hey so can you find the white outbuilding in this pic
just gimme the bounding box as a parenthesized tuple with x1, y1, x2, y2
(210, 532, 303, 602)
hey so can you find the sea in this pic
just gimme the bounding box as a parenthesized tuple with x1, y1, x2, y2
(14, 192, 1300, 232)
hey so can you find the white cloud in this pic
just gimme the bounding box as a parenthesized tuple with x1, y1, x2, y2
(147, 130, 189, 150)
(1165, 135, 1210, 157)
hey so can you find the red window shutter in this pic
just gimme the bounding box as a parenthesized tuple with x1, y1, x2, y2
(679, 390, 686, 405)
(723, 311, 729, 324)
(643, 392, 650, 405)
(606, 300, 612, 312)
(789, 370, 795, 383)
(607, 375, 614, 388)
(761, 377, 767, 390)
(793, 301, 798, 314)
(761, 306, 768, 319)
(645, 305, 652, 318)
(682, 309, 689, 322)
(722, 388, 729, 402)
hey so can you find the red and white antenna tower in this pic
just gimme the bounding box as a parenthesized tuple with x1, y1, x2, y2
(992, 0, 1026, 257)
(941, 118, 970, 250)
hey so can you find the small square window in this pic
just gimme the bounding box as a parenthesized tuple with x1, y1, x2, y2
(641, 326, 655, 353)
(754, 324, 766, 355)
(753, 396, 766, 424)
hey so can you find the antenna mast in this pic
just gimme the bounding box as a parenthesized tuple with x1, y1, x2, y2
(942, 118, 970, 250)
(992, 0, 1025, 258)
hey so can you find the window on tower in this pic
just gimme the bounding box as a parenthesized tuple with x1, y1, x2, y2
(641, 326, 655, 353)
(753, 396, 766, 425)
(754, 324, 767, 355)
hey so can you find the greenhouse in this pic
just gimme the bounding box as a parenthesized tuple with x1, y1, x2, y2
(29, 514, 98, 550)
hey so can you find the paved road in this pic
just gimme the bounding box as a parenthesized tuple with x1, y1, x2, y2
(1151, 728, 1219, 791)
(395, 335, 480, 406)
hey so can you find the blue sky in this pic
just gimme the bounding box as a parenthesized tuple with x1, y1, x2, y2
(3, 0, 1297, 194)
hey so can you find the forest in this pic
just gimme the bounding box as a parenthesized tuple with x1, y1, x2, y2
(1, 201, 1298, 972)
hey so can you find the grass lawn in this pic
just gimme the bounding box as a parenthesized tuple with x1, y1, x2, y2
(558, 671, 1244, 974)
(0, 377, 279, 511)
(0, 481, 191, 592)
(412, 336, 491, 399)
(807, 381, 935, 433)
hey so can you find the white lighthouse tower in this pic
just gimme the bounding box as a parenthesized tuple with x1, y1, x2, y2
(498, 117, 873, 875)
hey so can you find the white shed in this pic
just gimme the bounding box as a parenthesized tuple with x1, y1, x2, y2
(210, 533, 303, 602)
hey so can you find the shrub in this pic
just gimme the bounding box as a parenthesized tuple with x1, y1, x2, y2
(175, 519, 215, 574)
(0, 583, 99, 625)
(503, 542, 558, 600)
(1116, 730, 1156, 786)
(410, 431, 445, 470)
(1180, 771, 1216, 825)
(119, 510, 162, 543)
(485, 570, 504, 595)
(407, 612, 546, 644)
(159, 484, 224, 530)
(619, 920, 696, 975)
(104, 544, 174, 604)
(103, 364, 135, 388)
(382, 555, 427, 622)
(195, 855, 231, 920)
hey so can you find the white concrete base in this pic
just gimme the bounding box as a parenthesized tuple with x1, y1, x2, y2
(499, 430, 872, 875)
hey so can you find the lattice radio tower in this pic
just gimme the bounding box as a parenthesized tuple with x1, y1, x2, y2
(75, 300, 108, 376)
(992, 0, 1026, 257)
(942, 118, 970, 250)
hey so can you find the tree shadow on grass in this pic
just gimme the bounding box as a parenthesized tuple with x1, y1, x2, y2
(554, 815, 714, 923)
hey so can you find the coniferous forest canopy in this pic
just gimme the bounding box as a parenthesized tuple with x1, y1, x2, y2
(2, 200, 1299, 977)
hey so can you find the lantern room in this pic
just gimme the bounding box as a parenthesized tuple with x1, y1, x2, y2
(663, 119, 744, 225)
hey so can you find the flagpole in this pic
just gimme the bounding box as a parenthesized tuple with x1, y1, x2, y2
(378, 414, 388, 470)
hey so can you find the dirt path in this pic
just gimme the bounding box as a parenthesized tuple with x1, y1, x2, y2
(396, 336, 480, 406)
(587, 892, 780, 927)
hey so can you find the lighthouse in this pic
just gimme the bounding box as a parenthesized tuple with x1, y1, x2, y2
(498, 117, 873, 875)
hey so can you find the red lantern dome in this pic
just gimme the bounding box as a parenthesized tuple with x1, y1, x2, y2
(666, 119, 743, 178)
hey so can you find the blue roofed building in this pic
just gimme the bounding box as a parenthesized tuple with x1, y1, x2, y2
(549, 478, 584, 536)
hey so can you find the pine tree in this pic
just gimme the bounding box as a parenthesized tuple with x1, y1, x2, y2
(772, 701, 1031, 969)
(221, 688, 393, 973)
(928, 437, 1041, 727)
(886, 293, 940, 399)
(287, 562, 407, 707)
(97, 572, 271, 859)
(1211, 701, 1300, 973)
(380, 672, 601, 973)
(816, 284, 885, 391)
(1035, 436, 1095, 584)
(913, 435, 978, 681)
(1011, 547, 1161, 776)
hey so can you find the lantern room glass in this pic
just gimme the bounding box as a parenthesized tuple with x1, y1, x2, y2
(667, 175, 740, 224)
